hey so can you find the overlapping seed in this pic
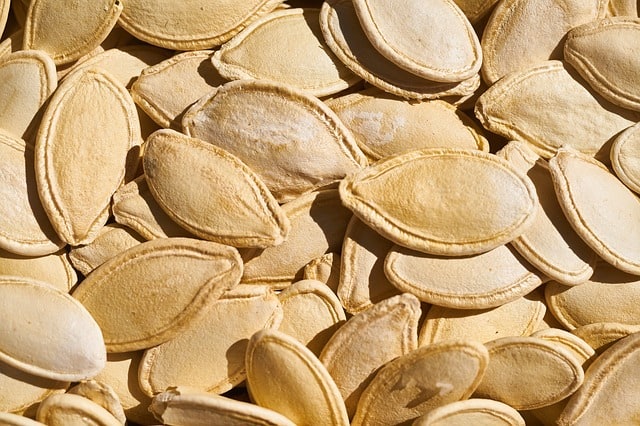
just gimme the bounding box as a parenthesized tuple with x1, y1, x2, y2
(3, 0, 640, 424)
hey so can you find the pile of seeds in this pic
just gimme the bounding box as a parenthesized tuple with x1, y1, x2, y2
(1, 0, 640, 424)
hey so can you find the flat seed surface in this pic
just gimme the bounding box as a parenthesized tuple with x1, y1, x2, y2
(92, 352, 155, 426)
(72, 237, 242, 352)
(35, 67, 141, 246)
(0, 248, 76, 292)
(498, 141, 596, 285)
(412, 398, 525, 426)
(0, 131, 63, 256)
(0, 413, 46, 425)
(0, 276, 106, 382)
(327, 88, 488, 161)
(0, 360, 68, 416)
(36, 393, 121, 426)
(138, 285, 282, 396)
(572, 322, 640, 353)
(338, 216, 399, 315)
(419, 288, 546, 345)
(475, 61, 640, 161)
(352, 0, 481, 82)
(246, 330, 349, 426)
(150, 389, 296, 426)
(213, 8, 359, 97)
(474, 336, 584, 410)
(341, 148, 537, 256)
(131, 50, 226, 128)
(549, 148, 640, 274)
(183, 79, 367, 203)
(565, 17, 640, 111)
(68, 224, 145, 277)
(68, 44, 171, 89)
(352, 340, 489, 426)
(23, 0, 122, 65)
(319, 293, 421, 418)
(558, 332, 640, 425)
(67, 380, 126, 425)
(278, 279, 346, 356)
(481, 0, 605, 84)
(385, 243, 542, 309)
(143, 129, 290, 248)
(241, 189, 352, 286)
(0, 50, 56, 141)
(117, 0, 284, 50)
(320, 0, 480, 100)
(111, 176, 197, 240)
(545, 262, 640, 329)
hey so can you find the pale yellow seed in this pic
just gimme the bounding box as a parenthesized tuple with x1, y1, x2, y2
(72, 237, 242, 352)
(338, 216, 400, 315)
(23, 0, 122, 65)
(352, 340, 489, 425)
(246, 329, 350, 426)
(278, 279, 346, 356)
(212, 8, 360, 97)
(340, 148, 537, 256)
(138, 285, 282, 396)
(319, 293, 421, 418)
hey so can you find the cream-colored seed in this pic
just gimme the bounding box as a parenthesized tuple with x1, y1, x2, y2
(4, 1, 640, 424)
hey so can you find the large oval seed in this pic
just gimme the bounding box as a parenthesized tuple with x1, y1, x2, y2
(340, 148, 537, 256)
(558, 332, 640, 425)
(326, 88, 488, 161)
(474, 336, 584, 410)
(72, 237, 242, 352)
(0, 276, 106, 382)
(565, 17, 640, 112)
(246, 330, 349, 426)
(0, 50, 56, 141)
(385, 243, 543, 309)
(117, 0, 284, 50)
(138, 285, 281, 396)
(352, 0, 481, 82)
(320, 0, 480, 100)
(419, 288, 546, 345)
(352, 340, 489, 426)
(549, 148, 640, 274)
(23, 0, 122, 65)
(545, 262, 640, 329)
(481, 0, 605, 84)
(212, 8, 359, 97)
(144, 129, 289, 248)
(131, 50, 226, 129)
(320, 293, 421, 418)
(35, 67, 141, 246)
(475, 61, 640, 161)
(183, 79, 367, 203)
